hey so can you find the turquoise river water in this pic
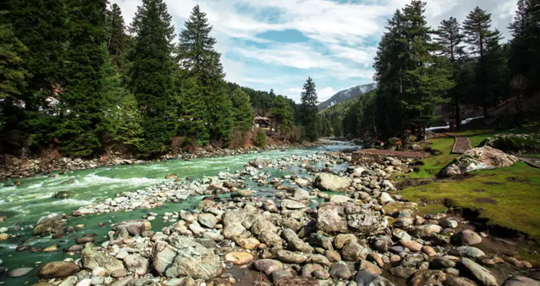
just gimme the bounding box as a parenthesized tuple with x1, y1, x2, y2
(0, 143, 357, 285)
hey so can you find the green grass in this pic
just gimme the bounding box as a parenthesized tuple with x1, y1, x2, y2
(402, 162, 540, 237)
(406, 136, 457, 179)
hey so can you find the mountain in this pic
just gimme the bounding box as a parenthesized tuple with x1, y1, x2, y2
(318, 83, 377, 111)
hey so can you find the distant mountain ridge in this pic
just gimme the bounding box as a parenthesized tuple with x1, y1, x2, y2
(318, 83, 377, 111)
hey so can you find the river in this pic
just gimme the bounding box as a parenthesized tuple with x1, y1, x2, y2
(0, 142, 358, 285)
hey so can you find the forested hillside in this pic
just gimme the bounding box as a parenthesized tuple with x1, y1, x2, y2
(0, 0, 310, 159)
(319, 0, 540, 141)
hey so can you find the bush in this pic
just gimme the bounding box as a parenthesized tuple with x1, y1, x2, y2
(253, 129, 267, 147)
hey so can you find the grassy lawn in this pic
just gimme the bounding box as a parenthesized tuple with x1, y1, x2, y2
(401, 125, 540, 242)
(402, 162, 540, 238)
(407, 136, 457, 179)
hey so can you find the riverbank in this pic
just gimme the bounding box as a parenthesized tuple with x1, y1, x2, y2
(0, 141, 330, 180)
(2, 145, 538, 286)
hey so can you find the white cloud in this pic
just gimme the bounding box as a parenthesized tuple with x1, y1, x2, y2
(111, 0, 518, 103)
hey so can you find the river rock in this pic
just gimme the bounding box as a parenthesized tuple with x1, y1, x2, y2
(334, 233, 357, 249)
(222, 209, 253, 239)
(342, 240, 369, 261)
(272, 270, 293, 281)
(329, 262, 352, 280)
(354, 269, 395, 286)
(38, 261, 79, 278)
(281, 199, 307, 209)
(317, 202, 387, 235)
(34, 214, 66, 235)
(293, 188, 310, 200)
(282, 228, 313, 253)
(224, 252, 254, 265)
(113, 220, 151, 236)
(330, 195, 351, 203)
(81, 245, 125, 273)
(412, 224, 442, 237)
(198, 213, 217, 228)
(459, 258, 498, 286)
(124, 254, 149, 276)
(251, 217, 283, 248)
(389, 266, 417, 279)
(315, 173, 352, 192)
(360, 259, 382, 275)
(450, 246, 485, 259)
(8, 267, 33, 278)
(234, 237, 260, 250)
(153, 237, 222, 280)
(302, 264, 324, 278)
(441, 147, 518, 176)
(502, 276, 540, 286)
(309, 233, 334, 250)
(75, 278, 91, 286)
(409, 270, 446, 286)
(451, 230, 483, 246)
(253, 259, 283, 275)
(53, 191, 73, 199)
(276, 250, 309, 264)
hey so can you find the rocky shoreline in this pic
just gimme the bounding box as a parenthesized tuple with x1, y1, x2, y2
(2, 150, 538, 286)
(0, 141, 328, 180)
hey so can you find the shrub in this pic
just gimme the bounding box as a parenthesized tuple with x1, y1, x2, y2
(253, 129, 267, 147)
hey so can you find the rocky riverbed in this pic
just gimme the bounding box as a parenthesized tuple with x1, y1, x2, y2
(0, 142, 327, 180)
(1, 150, 538, 286)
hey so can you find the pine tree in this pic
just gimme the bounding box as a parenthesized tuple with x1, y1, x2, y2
(7, 0, 70, 150)
(175, 72, 208, 145)
(55, 0, 109, 157)
(271, 95, 295, 134)
(129, 0, 177, 156)
(101, 58, 142, 150)
(374, 10, 406, 139)
(230, 88, 254, 133)
(463, 7, 503, 116)
(299, 77, 319, 142)
(107, 3, 127, 70)
(509, 0, 540, 91)
(0, 23, 29, 133)
(436, 17, 465, 128)
(401, 1, 454, 133)
(178, 5, 233, 145)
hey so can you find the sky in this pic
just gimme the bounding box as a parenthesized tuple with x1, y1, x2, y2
(111, 0, 517, 102)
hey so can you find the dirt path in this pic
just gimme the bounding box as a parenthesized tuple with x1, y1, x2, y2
(447, 133, 472, 154)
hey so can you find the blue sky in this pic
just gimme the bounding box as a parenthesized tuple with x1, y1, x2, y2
(112, 0, 517, 102)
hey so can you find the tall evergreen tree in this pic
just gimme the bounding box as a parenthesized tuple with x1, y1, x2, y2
(374, 10, 406, 139)
(230, 88, 254, 133)
(436, 17, 465, 128)
(509, 0, 540, 91)
(54, 0, 109, 157)
(175, 74, 208, 145)
(463, 7, 503, 116)
(178, 5, 233, 145)
(271, 95, 295, 134)
(299, 77, 319, 142)
(7, 0, 70, 151)
(0, 23, 29, 134)
(129, 0, 177, 156)
(107, 3, 127, 70)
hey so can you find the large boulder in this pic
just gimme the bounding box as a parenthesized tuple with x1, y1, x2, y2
(315, 173, 352, 192)
(441, 147, 518, 176)
(317, 202, 387, 236)
(354, 269, 395, 286)
(81, 246, 125, 273)
(502, 276, 540, 286)
(112, 220, 151, 236)
(153, 235, 222, 280)
(38, 261, 79, 278)
(34, 214, 66, 235)
(222, 209, 256, 239)
(459, 258, 498, 286)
